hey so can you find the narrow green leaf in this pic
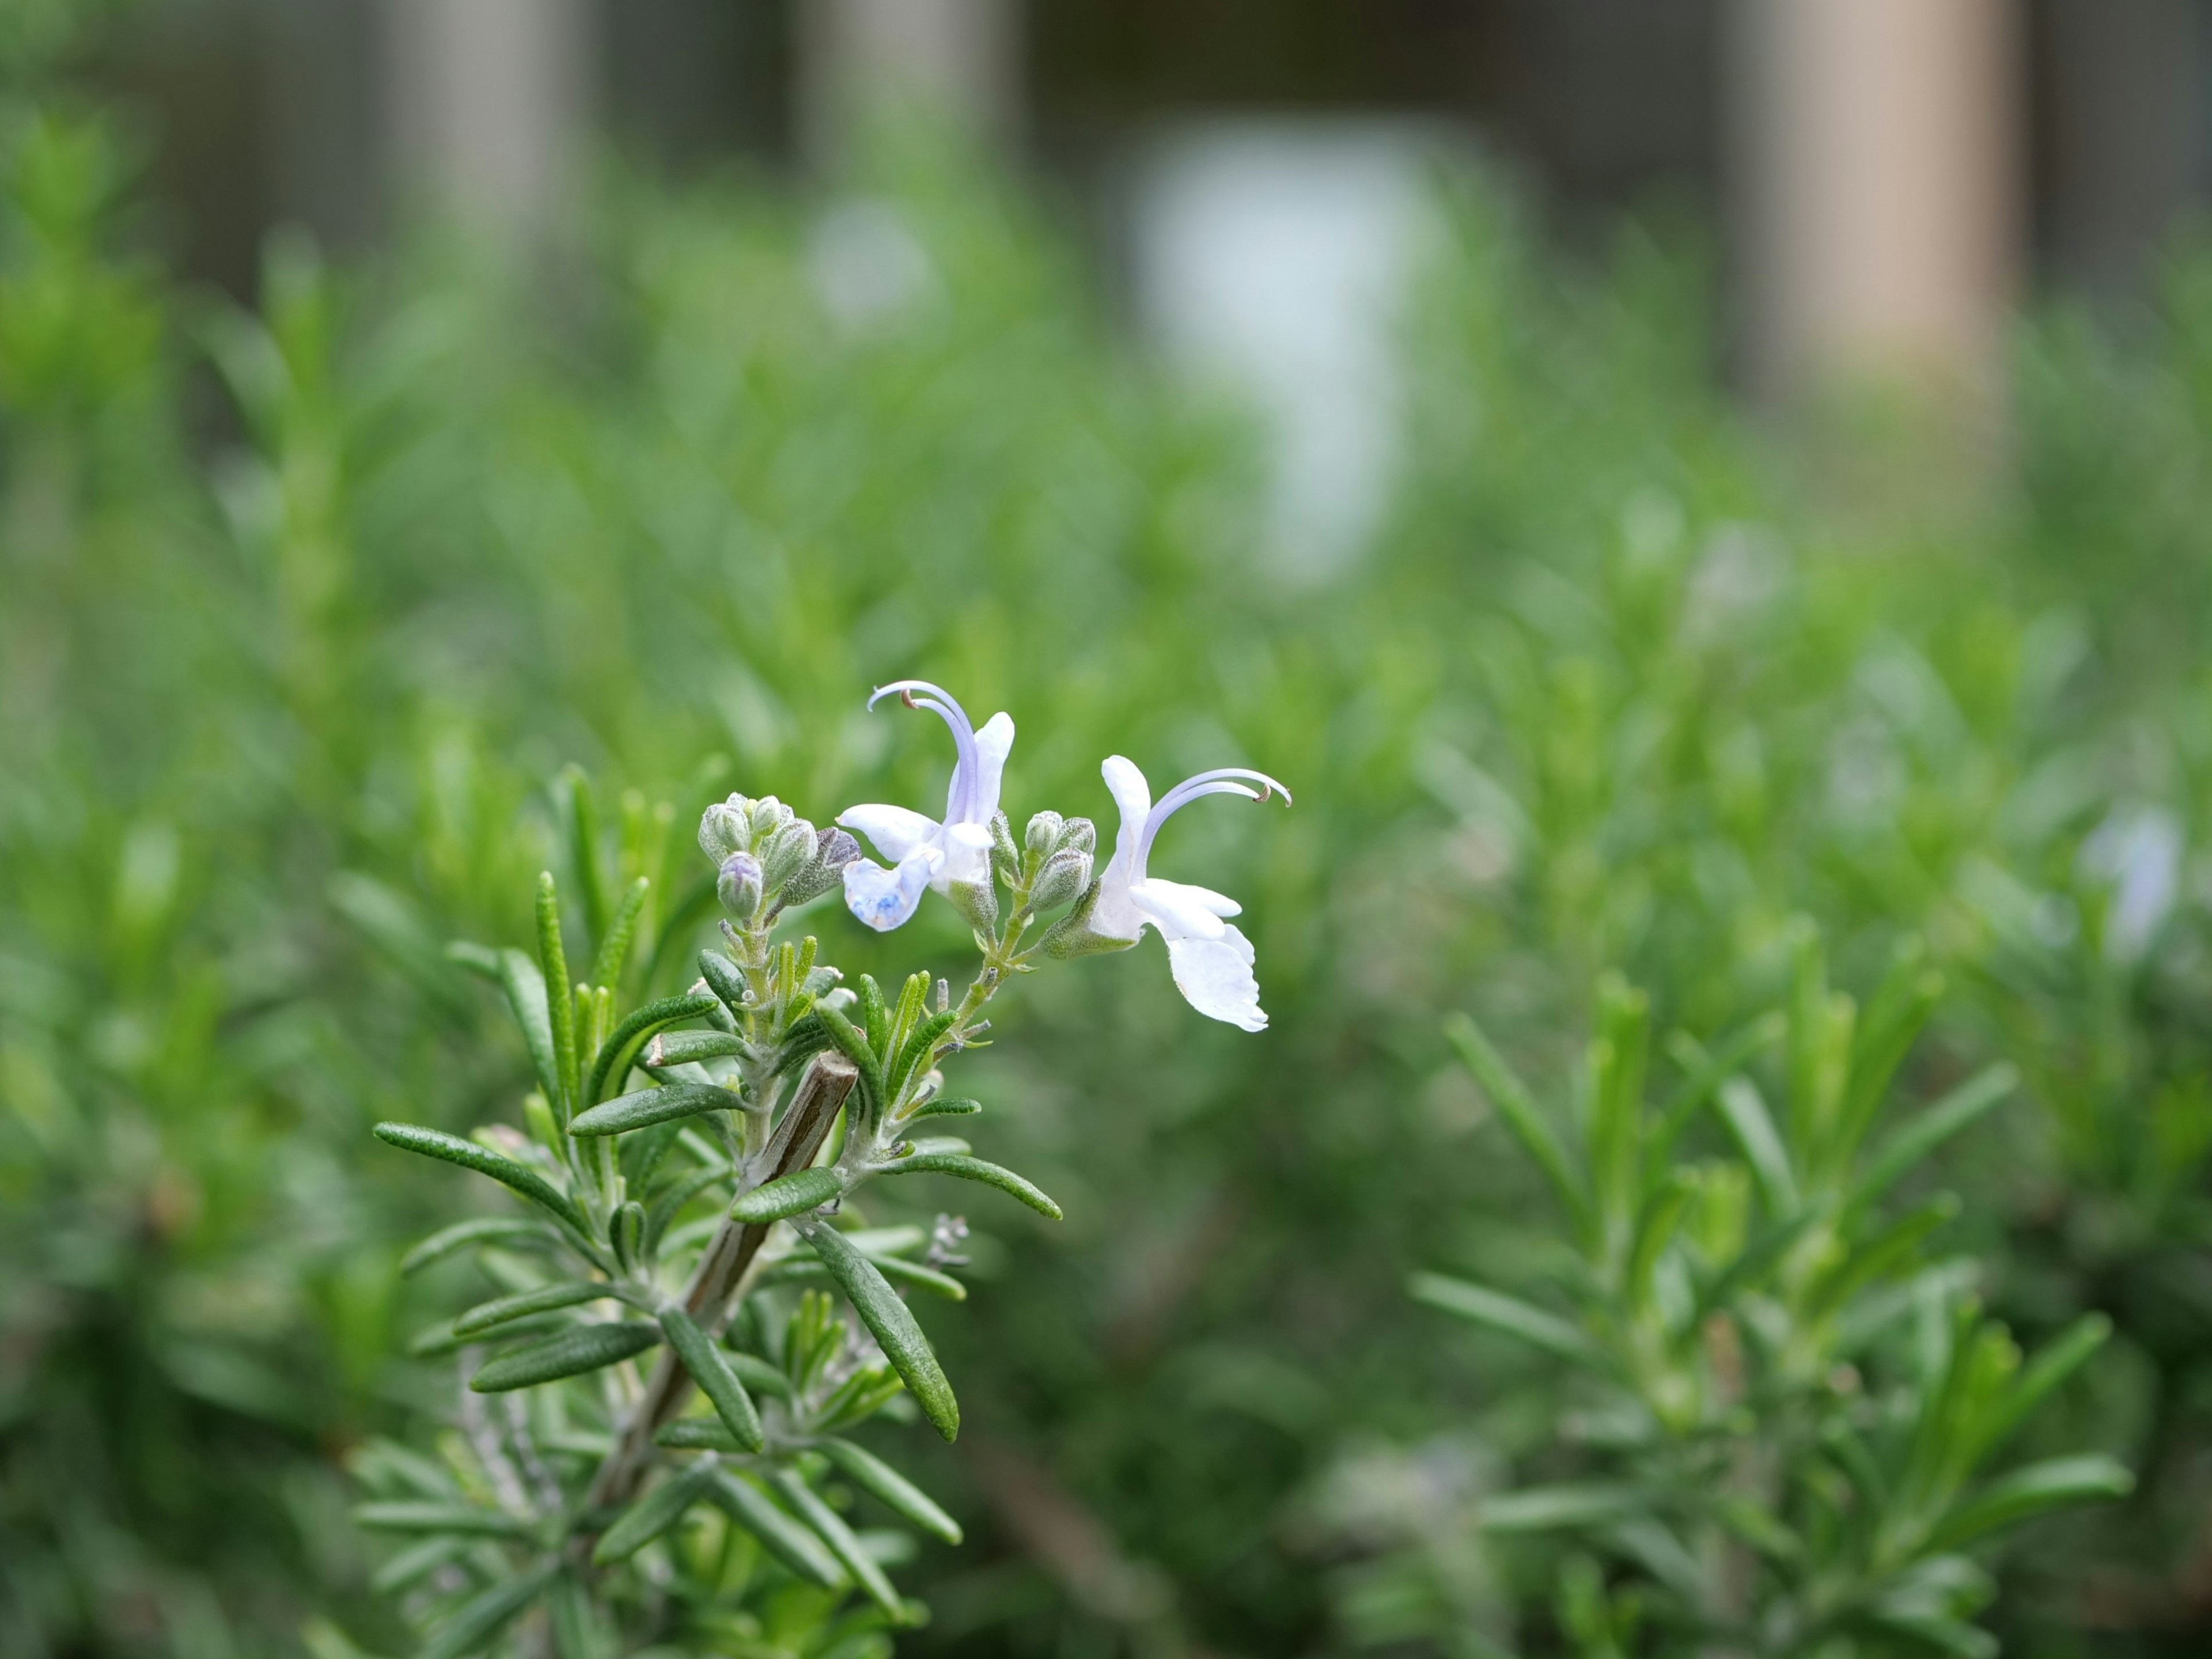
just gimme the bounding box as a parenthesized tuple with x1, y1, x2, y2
(537, 873, 578, 1115)
(497, 949, 565, 1115)
(1715, 1077, 1800, 1218)
(546, 1569, 601, 1659)
(1652, 1013, 1786, 1174)
(804, 1222, 959, 1441)
(659, 1307, 764, 1452)
(564, 767, 611, 948)
(570, 1081, 744, 1138)
(454, 1280, 618, 1336)
(353, 1502, 533, 1537)
(821, 1437, 963, 1544)
(730, 1166, 846, 1224)
(1834, 942, 1943, 1166)
(770, 1253, 968, 1301)
(1588, 974, 1651, 1239)
(812, 998, 887, 1120)
(725, 1348, 796, 1401)
(880, 1152, 1062, 1219)
(857, 973, 889, 1056)
(1626, 1175, 1694, 1305)
(1807, 1195, 1960, 1318)
(1480, 1483, 1645, 1532)
(908, 1095, 982, 1119)
(445, 940, 503, 980)
(888, 1009, 959, 1100)
(655, 1418, 750, 1452)
(768, 1467, 906, 1619)
(1927, 1456, 2133, 1551)
(1853, 1065, 2017, 1211)
(582, 994, 722, 1106)
(1445, 1013, 1590, 1238)
(1409, 1272, 1608, 1369)
(369, 1536, 469, 1596)
(706, 1470, 844, 1588)
(592, 1460, 718, 1566)
(400, 1217, 563, 1276)
(411, 1311, 572, 1359)
(590, 876, 650, 991)
(1968, 1314, 2112, 1467)
(469, 1323, 661, 1392)
(373, 1123, 589, 1237)
(649, 1029, 748, 1065)
(422, 1560, 560, 1659)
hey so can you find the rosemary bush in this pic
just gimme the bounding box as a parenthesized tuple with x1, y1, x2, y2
(1401, 930, 2127, 1658)
(358, 682, 1287, 1657)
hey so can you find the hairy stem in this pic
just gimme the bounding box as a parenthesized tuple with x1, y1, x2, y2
(581, 1052, 857, 1518)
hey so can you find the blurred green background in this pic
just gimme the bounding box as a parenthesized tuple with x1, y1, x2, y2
(7, 1, 2212, 1656)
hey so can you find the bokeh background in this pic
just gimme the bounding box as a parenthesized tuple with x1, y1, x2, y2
(7, 1, 2212, 1655)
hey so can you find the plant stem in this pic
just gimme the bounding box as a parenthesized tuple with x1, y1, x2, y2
(581, 1052, 855, 1519)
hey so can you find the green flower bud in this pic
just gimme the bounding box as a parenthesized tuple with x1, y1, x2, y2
(1030, 845, 1092, 911)
(760, 816, 819, 889)
(1024, 810, 1065, 858)
(1059, 816, 1097, 854)
(717, 852, 764, 919)
(781, 827, 861, 907)
(699, 797, 751, 861)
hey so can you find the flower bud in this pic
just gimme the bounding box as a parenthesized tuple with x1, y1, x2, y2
(699, 797, 751, 861)
(749, 797, 794, 842)
(1030, 844, 1092, 911)
(1059, 817, 1097, 855)
(717, 851, 764, 918)
(947, 876, 999, 933)
(1024, 810, 1065, 858)
(760, 816, 819, 889)
(781, 827, 861, 907)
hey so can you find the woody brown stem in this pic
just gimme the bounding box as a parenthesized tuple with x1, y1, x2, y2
(582, 1052, 857, 1517)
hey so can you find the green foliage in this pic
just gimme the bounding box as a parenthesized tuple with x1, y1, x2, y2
(4, 17, 2212, 1657)
(1413, 933, 2126, 1656)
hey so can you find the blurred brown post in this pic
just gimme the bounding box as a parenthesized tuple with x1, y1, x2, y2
(1729, 0, 2023, 412)
(380, 0, 592, 234)
(797, 0, 1019, 167)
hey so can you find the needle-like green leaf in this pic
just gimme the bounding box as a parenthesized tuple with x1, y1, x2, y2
(469, 1323, 661, 1392)
(592, 1459, 718, 1566)
(1410, 1272, 1608, 1369)
(730, 1166, 846, 1224)
(820, 1437, 963, 1544)
(570, 1081, 744, 1138)
(582, 994, 722, 1106)
(1445, 1012, 1590, 1240)
(768, 1467, 906, 1618)
(877, 1152, 1062, 1219)
(372, 1122, 589, 1237)
(453, 1279, 618, 1337)
(804, 1221, 959, 1441)
(421, 1560, 560, 1659)
(658, 1306, 764, 1452)
(706, 1471, 843, 1588)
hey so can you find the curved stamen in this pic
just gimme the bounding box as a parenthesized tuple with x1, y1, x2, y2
(1138, 767, 1292, 867)
(868, 679, 980, 820)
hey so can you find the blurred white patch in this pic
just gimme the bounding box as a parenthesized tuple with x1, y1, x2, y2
(2081, 803, 2184, 963)
(1127, 120, 1445, 577)
(808, 199, 933, 331)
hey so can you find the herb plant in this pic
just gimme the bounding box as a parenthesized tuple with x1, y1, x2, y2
(357, 681, 1287, 1657)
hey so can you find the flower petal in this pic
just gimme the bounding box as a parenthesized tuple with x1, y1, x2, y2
(936, 820, 994, 889)
(961, 711, 1015, 823)
(1164, 926, 1267, 1032)
(842, 849, 941, 932)
(836, 803, 941, 864)
(1130, 878, 1230, 942)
